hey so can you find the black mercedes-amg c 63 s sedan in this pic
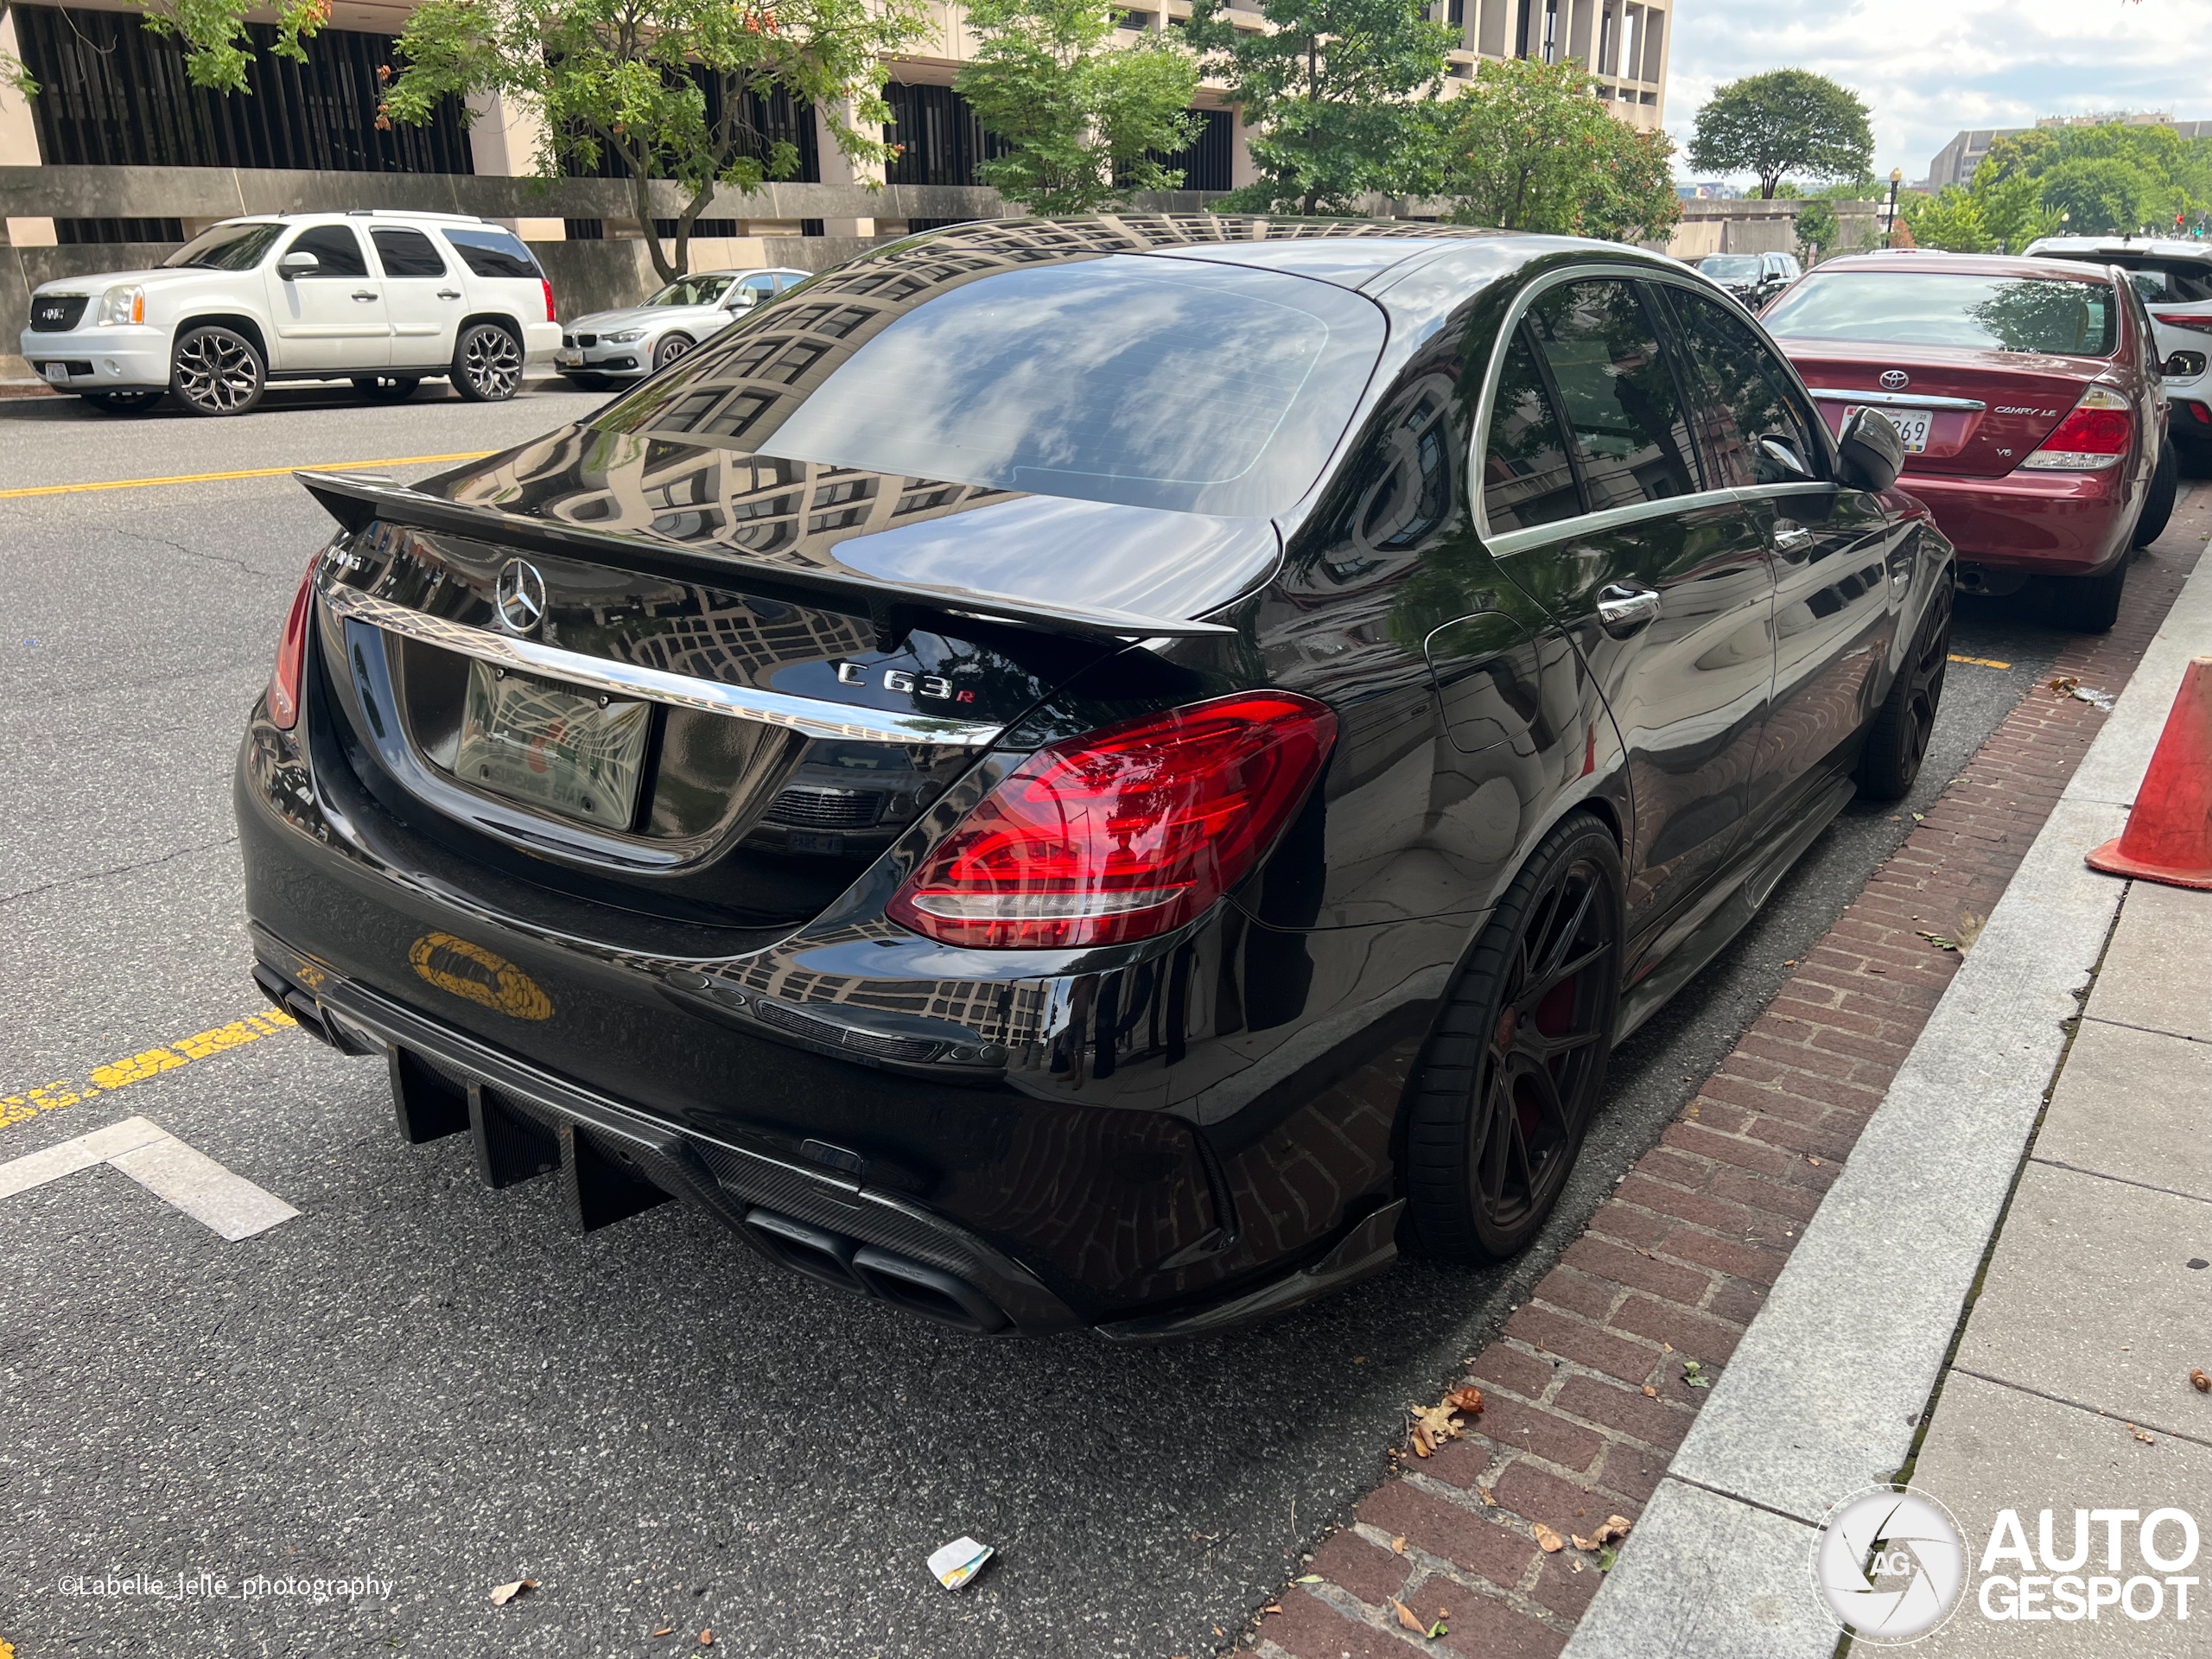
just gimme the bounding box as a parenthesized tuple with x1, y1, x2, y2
(238, 216, 1948, 1338)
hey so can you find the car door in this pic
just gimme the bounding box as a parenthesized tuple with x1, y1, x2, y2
(1660, 283, 1903, 836)
(1484, 276, 1777, 956)
(726, 272, 781, 315)
(264, 223, 389, 371)
(370, 225, 462, 369)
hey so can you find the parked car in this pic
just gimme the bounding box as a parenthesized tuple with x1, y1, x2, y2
(556, 268, 810, 387)
(1760, 251, 2175, 629)
(239, 219, 1952, 1338)
(20, 211, 561, 416)
(2024, 234, 2212, 466)
(1697, 250, 1800, 309)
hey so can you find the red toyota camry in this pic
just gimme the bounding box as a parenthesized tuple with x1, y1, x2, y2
(1761, 252, 2176, 630)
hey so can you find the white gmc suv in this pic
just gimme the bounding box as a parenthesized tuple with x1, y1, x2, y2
(19, 210, 563, 416)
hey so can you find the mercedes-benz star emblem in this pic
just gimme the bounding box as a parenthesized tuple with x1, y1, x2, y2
(494, 558, 548, 636)
(1878, 369, 1910, 391)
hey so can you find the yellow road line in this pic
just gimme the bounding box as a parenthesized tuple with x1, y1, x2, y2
(1948, 653, 2012, 670)
(2, 1007, 299, 1138)
(0, 450, 494, 501)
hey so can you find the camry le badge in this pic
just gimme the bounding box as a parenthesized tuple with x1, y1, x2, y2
(494, 558, 548, 636)
(1878, 369, 1911, 391)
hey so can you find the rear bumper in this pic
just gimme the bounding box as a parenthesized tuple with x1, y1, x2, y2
(1894, 462, 2136, 577)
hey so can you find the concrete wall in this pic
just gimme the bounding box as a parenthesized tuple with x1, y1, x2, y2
(1665, 197, 1881, 263)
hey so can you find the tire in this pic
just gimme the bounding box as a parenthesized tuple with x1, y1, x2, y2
(2133, 441, 2177, 549)
(169, 325, 264, 416)
(350, 375, 421, 403)
(2037, 557, 2127, 634)
(1404, 812, 1624, 1262)
(82, 391, 164, 414)
(451, 322, 523, 402)
(1855, 575, 1954, 801)
(652, 334, 694, 372)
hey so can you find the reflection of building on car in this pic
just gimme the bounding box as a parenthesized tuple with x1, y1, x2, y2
(747, 742, 938, 858)
(1697, 251, 1800, 311)
(1764, 251, 2177, 631)
(557, 269, 810, 387)
(2024, 236, 2212, 463)
(18, 211, 560, 416)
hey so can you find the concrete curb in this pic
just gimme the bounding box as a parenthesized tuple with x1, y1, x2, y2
(1562, 528, 2212, 1658)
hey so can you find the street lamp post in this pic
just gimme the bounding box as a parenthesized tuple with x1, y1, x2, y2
(1885, 167, 1903, 248)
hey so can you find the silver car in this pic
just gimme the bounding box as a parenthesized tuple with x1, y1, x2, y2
(556, 267, 809, 386)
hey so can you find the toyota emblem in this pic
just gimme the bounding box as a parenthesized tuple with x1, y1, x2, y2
(1878, 369, 1910, 391)
(494, 558, 548, 636)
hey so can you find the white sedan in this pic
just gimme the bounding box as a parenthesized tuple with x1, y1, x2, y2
(556, 268, 810, 386)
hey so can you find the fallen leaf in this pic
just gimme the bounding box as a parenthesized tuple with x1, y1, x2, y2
(1571, 1534, 1595, 1551)
(1262, 1603, 1282, 1615)
(1598, 1546, 1619, 1571)
(1445, 1386, 1485, 1415)
(1392, 1598, 1427, 1634)
(1808, 1156, 1822, 1166)
(1596, 1516, 1634, 1545)
(1391, 1535, 1408, 1554)
(698, 1633, 713, 1648)
(654, 1629, 675, 1638)
(1411, 1426, 1433, 1457)
(2048, 675, 2081, 697)
(2192, 1369, 2210, 1394)
(489, 1580, 537, 1606)
(1425, 1618, 1450, 1639)
(1294, 1574, 1323, 1584)
(1475, 1486, 1497, 1507)
(1916, 930, 1959, 951)
(1533, 1523, 1565, 1553)
(1412, 1402, 1467, 1444)
(1642, 1384, 1658, 1399)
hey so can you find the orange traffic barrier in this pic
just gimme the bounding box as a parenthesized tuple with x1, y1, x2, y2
(2086, 655, 2212, 890)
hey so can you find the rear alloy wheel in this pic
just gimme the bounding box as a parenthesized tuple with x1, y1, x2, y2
(1855, 575, 1954, 801)
(451, 323, 522, 402)
(82, 390, 165, 414)
(169, 325, 264, 416)
(1405, 812, 1624, 1262)
(351, 375, 420, 403)
(2133, 441, 2177, 549)
(652, 334, 693, 372)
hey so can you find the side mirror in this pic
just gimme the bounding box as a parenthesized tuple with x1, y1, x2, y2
(727, 289, 757, 308)
(1837, 407, 1904, 493)
(278, 250, 320, 280)
(1757, 435, 1815, 482)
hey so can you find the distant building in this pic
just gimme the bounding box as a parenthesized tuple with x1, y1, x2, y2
(1677, 181, 1743, 200)
(1927, 113, 2212, 190)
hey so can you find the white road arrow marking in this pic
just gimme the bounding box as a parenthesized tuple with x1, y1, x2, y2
(0, 1115, 297, 1239)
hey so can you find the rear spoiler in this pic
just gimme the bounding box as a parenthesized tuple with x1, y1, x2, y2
(296, 469, 1238, 645)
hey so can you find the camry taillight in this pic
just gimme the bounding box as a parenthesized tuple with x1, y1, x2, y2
(542, 279, 557, 323)
(268, 553, 321, 731)
(2018, 386, 2132, 471)
(2152, 312, 2212, 336)
(887, 692, 1338, 950)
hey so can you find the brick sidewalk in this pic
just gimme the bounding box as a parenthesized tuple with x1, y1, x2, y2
(1249, 489, 2212, 1659)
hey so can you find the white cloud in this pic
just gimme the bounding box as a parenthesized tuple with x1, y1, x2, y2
(1664, 0, 2212, 188)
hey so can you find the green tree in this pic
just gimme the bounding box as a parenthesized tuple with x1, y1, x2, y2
(1687, 68, 1873, 200)
(1794, 197, 1838, 257)
(1184, 0, 1452, 214)
(2036, 156, 2162, 234)
(3, 0, 330, 99)
(954, 0, 1198, 213)
(1900, 185, 1995, 252)
(385, 0, 930, 283)
(1436, 56, 1678, 244)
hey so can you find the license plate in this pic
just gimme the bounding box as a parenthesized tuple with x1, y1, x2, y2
(556, 350, 582, 365)
(43, 363, 70, 383)
(451, 663, 651, 828)
(786, 831, 845, 855)
(1845, 404, 1933, 453)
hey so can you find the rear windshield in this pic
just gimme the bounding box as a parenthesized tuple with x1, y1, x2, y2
(163, 222, 283, 270)
(594, 253, 1386, 518)
(1700, 256, 1762, 281)
(2033, 250, 2212, 304)
(442, 226, 542, 280)
(1763, 270, 2118, 357)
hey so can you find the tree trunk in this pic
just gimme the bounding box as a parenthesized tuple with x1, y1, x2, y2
(626, 153, 678, 287)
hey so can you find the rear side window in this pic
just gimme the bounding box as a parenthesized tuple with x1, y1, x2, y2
(372, 227, 447, 278)
(1522, 280, 1699, 510)
(1662, 286, 1823, 488)
(1763, 271, 2118, 356)
(285, 224, 368, 279)
(1481, 332, 1582, 532)
(442, 226, 542, 280)
(2118, 262, 2212, 303)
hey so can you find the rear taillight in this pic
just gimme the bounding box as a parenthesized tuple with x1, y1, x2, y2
(268, 553, 321, 731)
(2152, 312, 2212, 336)
(2018, 386, 2132, 472)
(542, 279, 556, 323)
(887, 692, 1338, 950)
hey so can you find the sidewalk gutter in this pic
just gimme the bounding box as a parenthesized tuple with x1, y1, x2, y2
(1564, 540, 2212, 1659)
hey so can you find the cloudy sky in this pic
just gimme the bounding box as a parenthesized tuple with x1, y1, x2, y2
(1665, 0, 2212, 188)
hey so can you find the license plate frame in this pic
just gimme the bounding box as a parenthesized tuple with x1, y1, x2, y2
(451, 662, 652, 829)
(1845, 404, 1934, 454)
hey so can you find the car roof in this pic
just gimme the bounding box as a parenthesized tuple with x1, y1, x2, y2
(2026, 236, 2211, 263)
(1803, 251, 2120, 283)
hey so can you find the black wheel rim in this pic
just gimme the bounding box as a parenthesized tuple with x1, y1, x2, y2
(1904, 596, 1951, 773)
(463, 327, 521, 397)
(175, 331, 257, 411)
(1470, 855, 1618, 1232)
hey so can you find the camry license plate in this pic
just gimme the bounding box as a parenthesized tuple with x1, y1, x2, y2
(452, 663, 651, 828)
(1846, 404, 1933, 453)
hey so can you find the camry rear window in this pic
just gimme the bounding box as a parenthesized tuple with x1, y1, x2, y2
(1763, 271, 2117, 357)
(162, 222, 283, 270)
(595, 254, 1386, 517)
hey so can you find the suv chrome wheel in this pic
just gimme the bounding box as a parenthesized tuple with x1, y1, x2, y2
(170, 326, 264, 416)
(453, 323, 522, 402)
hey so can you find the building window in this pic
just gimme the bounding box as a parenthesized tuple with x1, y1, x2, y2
(563, 219, 606, 241)
(799, 219, 826, 238)
(883, 83, 1008, 188)
(54, 217, 186, 245)
(654, 219, 741, 238)
(1120, 107, 1235, 193)
(563, 83, 819, 184)
(12, 5, 472, 173)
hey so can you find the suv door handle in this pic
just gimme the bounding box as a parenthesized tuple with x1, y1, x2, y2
(437, 289, 461, 300)
(1769, 522, 1815, 555)
(1596, 583, 1662, 637)
(351, 289, 379, 302)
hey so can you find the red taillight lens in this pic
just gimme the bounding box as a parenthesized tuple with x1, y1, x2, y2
(268, 554, 320, 731)
(2020, 387, 2132, 471)
(2152, 312, 2212, 336)
(887, 692, 1338, 950)
(542, 278, 556, 322)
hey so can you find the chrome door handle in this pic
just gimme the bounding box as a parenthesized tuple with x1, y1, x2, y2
(351, 289, 379, 302)
(437, 289, 461, 300)
(1770, 522, 1815, 555)
(1596, 583, 1662, 637)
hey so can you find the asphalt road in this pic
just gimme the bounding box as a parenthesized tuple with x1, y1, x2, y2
(0, 382, 2094, 1658)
